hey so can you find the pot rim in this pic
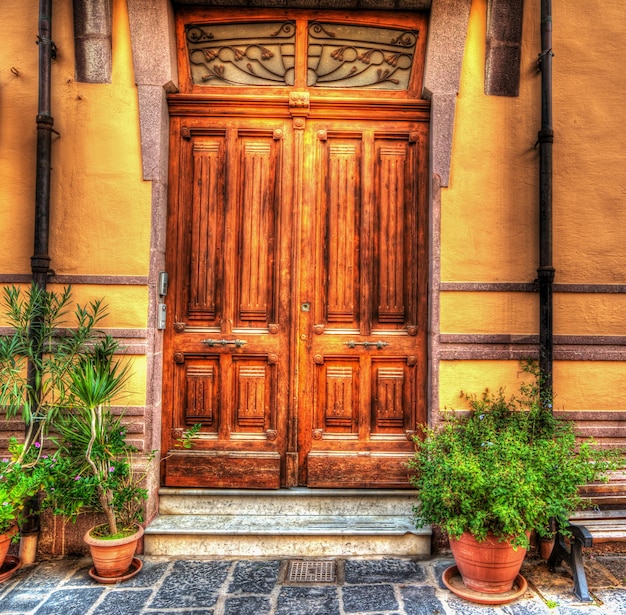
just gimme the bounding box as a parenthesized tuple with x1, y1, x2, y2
(83, 523, 144, 547)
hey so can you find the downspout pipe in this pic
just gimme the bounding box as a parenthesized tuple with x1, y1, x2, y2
(32, 0, 55, 290)
(538, 0, 555, 399)
(22, 0, 56, 544)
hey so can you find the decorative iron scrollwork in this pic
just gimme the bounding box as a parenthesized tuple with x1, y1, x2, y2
(186, 21, 296, 86)
(184, 19, 417, 92)
(307, 22, 418, 90)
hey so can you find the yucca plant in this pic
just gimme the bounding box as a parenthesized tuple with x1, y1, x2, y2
(46, 336, 148, 538)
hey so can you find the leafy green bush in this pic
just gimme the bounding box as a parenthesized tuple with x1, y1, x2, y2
(0, 438, 53, 536)
(409, 363, 621, 548)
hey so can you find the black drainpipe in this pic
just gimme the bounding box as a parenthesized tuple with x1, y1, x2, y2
(538, 0, 555, 400)
(22, 0, 56, 542)
(32, 0, 55, 290)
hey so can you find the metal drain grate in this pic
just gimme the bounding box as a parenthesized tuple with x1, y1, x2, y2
(287, 560, 336, 583)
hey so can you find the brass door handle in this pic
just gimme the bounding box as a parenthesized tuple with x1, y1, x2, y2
(344, 341, 388, 349)
(201, 338, 247, 347)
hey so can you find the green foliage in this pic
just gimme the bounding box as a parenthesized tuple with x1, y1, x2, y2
(0, 284, 108, 457)
(0, 285, 149, 539)
(175, 423, 202, 449)
(0, 438, 54, 535)
(44, 337, 150, 537)
(408, 362, 622, 548)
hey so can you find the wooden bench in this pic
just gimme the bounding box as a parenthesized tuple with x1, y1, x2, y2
(548, 509, 626, 602)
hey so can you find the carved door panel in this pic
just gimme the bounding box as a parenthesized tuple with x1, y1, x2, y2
(297, 119, 428, 487)
(162, 116, 293, 488)
(163, 112, 427, 489)
(164, 8, 430, 489)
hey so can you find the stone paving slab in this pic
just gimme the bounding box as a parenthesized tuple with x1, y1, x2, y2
(0, 555, 624, 615)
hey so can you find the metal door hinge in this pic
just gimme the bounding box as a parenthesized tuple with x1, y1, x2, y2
(157, 304, 167, 330)
(158, 271, 169, 296)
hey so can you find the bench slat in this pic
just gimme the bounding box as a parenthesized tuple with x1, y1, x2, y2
(586, 530, 626, 543)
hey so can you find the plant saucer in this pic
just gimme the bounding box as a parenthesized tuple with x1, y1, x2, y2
(442, 565, 528, 605)
(0, 556, 21, 583)
(88, 557, 143, 584)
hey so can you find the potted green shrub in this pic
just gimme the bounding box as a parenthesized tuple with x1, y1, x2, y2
(0, 438, 52, 578)
(44, 336, 150, 581)
(0, 284, 108, 563)
(409, 362, 620, 599)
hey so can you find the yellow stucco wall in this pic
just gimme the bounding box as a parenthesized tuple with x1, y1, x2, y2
(444, 0, 626, 286)
(441, 360, 626, 413)
(0, 0, 150, 402)
(553, 1, 626, 285)
(440, 0, 626, 414)
(441, 292, 537, 335)
(2, 1, 624, 420)
(439, 361, 626, 412)
(442, 0, 540, 284)
(0, 0, 151, 281)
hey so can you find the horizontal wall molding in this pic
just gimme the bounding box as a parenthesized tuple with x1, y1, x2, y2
(0, 274, 149, 286)
(555, 284, 626, 294)
(441, 282, 626, 293)
(556, 411, 626, 423)
(0, 328, 148, 355)
(556, 412, 626, 448)
(439, 334, 626, 361)
(442, 334, 626, 346)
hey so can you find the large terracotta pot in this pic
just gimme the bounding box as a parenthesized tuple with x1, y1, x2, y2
(0, 526, 18, 564)
(449, 531, 528, 594)
(84, 524, 143, 579)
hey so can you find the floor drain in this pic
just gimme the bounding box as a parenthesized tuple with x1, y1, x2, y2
(287, 560, 337, 583)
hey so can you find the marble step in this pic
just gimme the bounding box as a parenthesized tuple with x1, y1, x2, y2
(157, 487, 418, 516)
(143, 489, 431, 557)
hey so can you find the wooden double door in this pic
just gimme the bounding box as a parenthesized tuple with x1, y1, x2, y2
(162, 96, 429, 489)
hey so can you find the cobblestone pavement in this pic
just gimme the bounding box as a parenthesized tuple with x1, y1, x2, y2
(0, 554, 624, 615)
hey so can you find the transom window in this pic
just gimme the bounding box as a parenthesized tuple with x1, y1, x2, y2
(184, 19, 420, 91)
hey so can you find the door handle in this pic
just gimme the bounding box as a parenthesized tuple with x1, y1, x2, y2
(344, 341, 388, 349)
(201, 338, 247, 347)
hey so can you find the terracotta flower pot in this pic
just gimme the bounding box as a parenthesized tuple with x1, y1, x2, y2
(0, 526, 18, 565)
(449, 531, 528, 594)
(84, 524, 143, 579)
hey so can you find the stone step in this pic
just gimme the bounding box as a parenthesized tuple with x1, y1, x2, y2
(143, 488, 431, 558)
(157, 487, 418, 516)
